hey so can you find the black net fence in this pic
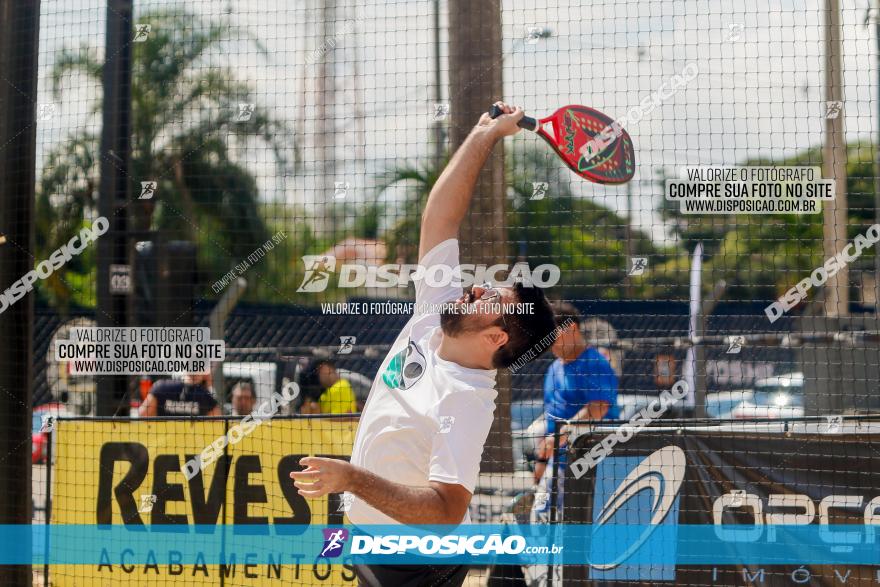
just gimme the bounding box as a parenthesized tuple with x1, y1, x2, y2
(2, 0, 878, 585)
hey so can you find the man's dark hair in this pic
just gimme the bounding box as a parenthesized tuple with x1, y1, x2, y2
(492, 283, 558, 369)
(309, 358, 335, 373)
(300, 358, 336, 400)
(550, 300, 583, 328)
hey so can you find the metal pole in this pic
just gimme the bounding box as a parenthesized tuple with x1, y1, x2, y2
(623, 47, 643, 301)
(219, 416, 229, 587)
(96, 0, 133, 415)
(624, 180, 634, 299)
(43, 428, 53, 586)
(433, 0, 444, 165)
(695, 280, 726, 418)
(822, 0, 849, 318)
(547, 427, 562, 587)
(0, 0, 39, 583)
(448, 0, 512, 474)
(874, 0, 880, 309)
(210, 278, 247, 402)
(315, 0, 336, 238)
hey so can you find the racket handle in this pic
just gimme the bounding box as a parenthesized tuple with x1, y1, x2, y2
(488, 104, 539, 132)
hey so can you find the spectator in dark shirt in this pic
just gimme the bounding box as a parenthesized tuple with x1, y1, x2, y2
(139, 372, 221, 417)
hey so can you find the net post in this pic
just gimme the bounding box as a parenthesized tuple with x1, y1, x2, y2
(44, 426, 53, 587)
(547, 426, 563, 586)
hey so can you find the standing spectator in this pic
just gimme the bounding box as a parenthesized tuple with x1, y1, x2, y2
(535, 302, 619, 487)
(524, 302, 619, 587)
(302, 359, 357, 414)
(231, 381, 257, 416)
(296, 361, 325, 414)
(138, 372, 221, 417)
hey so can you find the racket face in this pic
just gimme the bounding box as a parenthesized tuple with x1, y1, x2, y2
(536, 105, 635, 184)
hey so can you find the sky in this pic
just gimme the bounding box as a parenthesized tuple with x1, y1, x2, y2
(34, 0, 880, 244)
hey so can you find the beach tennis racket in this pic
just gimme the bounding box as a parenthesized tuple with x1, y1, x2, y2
(488, 104, 635, 185)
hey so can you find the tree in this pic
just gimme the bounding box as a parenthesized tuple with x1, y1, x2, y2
(656, 142, 877, 302)
(506, 144, 661, 300)
(36, 8, 293, 309)
(371, 157, 447, 263)
(374, 142, 660, 296)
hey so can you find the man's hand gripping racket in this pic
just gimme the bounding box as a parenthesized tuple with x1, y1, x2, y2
(488, 103, 635, 185)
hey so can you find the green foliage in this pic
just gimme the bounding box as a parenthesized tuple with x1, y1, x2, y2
(368, 141, 663, 299)
(657, 142, 878, 300)
(370, 157, 447, 264)
(37, 8, 293, 309)
(35, 134, 101, 311)
(506, 143, 663, 299)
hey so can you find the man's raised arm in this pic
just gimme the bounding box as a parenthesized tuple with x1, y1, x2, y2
(418, 102, 524, 260)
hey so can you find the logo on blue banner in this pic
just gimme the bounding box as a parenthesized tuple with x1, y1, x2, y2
(320, 528, 349, 558)
(590, 445, 685, 581)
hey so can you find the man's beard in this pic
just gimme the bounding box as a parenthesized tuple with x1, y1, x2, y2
(440, 302, 471, 337)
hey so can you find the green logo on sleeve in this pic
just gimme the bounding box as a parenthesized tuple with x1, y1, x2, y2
(381, 341, 426, 391)
(382, 348, 405, 389)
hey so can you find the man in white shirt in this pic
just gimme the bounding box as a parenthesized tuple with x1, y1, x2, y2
(290, 102, 558, 586)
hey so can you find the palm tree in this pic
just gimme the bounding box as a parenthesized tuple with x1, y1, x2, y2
(506, 144, 661, 300)
(374, 142, 659, 293)
(370, 157, 448, 263)
(37, 8, 293, 309)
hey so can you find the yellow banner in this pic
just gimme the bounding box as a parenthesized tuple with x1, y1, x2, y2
(51, 418, 358, 586)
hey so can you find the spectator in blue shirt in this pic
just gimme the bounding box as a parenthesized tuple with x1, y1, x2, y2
(524, 301, 620, 587)
(534, 301, 619, 483)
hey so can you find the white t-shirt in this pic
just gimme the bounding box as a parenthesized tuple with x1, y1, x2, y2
(347, 238, 498, 525)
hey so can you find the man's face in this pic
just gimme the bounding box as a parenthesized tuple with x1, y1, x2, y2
(551, 321, 581, 358)
(232, 388, 256, 415)
(317, 364, 338, 389)
(440, 284, 515, 338)
(185, 371, 213, 389)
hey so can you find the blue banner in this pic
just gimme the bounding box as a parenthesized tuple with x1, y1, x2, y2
(5, 524, 880, 566)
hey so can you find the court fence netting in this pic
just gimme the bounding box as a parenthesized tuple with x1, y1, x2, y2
(1, 0, 880, 585)
(33, 413, 880, 586)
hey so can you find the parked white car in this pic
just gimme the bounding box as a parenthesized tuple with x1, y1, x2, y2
(729, 372, 804, 419)
(706, 389, 755, 419)
(707, 372, 804, 420)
